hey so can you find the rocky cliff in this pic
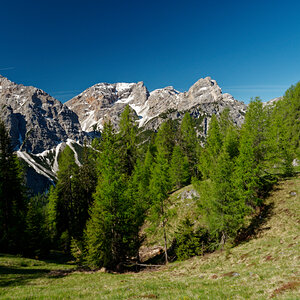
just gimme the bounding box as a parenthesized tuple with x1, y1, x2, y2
(0, 75, 84, 154)
(66, 77, 246, 134)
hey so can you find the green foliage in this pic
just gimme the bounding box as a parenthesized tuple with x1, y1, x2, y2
(234, 98, 269, 208)
(169, 145, 190, 189)
(179, 113, 198, 177)
(25, 194, 50, 258)
(174, 218, 210, 260)
(198, 114, 222, 179)
(267, 83, 300, 176)
(47, 143, 96, 254)
(118, 105, 138, 176)
(148, 142, 172, 263)
(0, 119, 27, 253)
(155, 120, 175, 162)
(85, 122, 144, 269)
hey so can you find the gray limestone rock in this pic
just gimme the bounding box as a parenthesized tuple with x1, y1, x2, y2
(66, 76, 246, 136)
(0, 75, 84, 154)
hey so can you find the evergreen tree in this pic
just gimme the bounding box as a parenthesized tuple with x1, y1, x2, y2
(118, 105, 138, 176)
(198, 114, 222, 179)
(148, 146, 172, 263)
(0, 120, 26, 253)
(85, 122, 143, 269)
(197, 125, 245, 246)
(155, 120, 175, 162)
(234, 98, 269, 207)
(268, 83, 300, 175)
(169, 145, 190, 190)
(47, 145, 85, 252)
(179, 113, 198, 177)
(25, 194, 50, 257)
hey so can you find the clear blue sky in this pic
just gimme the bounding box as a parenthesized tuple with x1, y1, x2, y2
(0, 0, 299, 103)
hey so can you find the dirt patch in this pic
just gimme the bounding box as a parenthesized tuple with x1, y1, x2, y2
(264, 255, 273, 261)
(222, 271, 240, 277)
(270, 281, 300, 298)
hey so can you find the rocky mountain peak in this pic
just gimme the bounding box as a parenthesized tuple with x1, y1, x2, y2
(66, 76, 247, 132)
(0, 75, 84, 154)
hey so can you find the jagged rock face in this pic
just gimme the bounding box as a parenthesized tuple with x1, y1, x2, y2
(66, 77, 247, 133)
(0, 75, 84, 154)
(66, 82, 148, 131)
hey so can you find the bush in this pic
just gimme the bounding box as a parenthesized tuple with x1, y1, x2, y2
(174, 218, 210, 261)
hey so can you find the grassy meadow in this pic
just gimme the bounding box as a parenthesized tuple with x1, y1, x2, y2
(0, 176, 299, 299)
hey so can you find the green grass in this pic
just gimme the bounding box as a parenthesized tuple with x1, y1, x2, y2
(0, 177, 299, 299)
(141, 184, 200, 247)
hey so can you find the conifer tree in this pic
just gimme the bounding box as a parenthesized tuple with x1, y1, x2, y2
(234, 98, 269, 207)
(179, 113, 198, 177)
(85, 122, 143, 269)
(47, 145, 82, 252)
(25, 194, 49, 257)
(268, 83, 300, 175)
(118, 105, 138, 176)
(198, 114, 222, 179)
(169, 145, 190, 190)
(197, 124, 245, 246)
(0, 120, 26, 253)
(148, 141, 172, 263)
(155, 120, 175, 162)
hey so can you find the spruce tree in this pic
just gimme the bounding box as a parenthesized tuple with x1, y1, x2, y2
(0, 120, 26, 253)
(25, 194, 50, 257)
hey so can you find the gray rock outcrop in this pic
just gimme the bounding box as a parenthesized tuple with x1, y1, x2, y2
(66, 77, 247, 134)
(0, 75, 84, 154)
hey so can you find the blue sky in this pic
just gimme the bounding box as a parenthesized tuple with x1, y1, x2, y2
(0, 0, 299, 103)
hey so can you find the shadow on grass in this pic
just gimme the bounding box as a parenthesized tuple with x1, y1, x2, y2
(0, 264, 71, 288)
(235, 202, 275, 245)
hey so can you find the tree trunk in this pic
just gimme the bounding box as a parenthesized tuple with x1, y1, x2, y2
(162, 218, 168, 264)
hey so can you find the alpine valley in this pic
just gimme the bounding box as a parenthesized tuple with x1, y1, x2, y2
(0, 75, 248, 194)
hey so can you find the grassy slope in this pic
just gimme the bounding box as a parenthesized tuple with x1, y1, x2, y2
(141, 184, 200, 248)
(0, 177, 299, 299)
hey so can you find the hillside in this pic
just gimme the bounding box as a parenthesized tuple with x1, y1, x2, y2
(0, 176, 299, 299)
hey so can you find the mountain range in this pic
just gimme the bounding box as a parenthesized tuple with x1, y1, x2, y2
(0, 75, 252, 194)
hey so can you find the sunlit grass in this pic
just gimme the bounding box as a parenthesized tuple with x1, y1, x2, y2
(0, 177, 299, 299)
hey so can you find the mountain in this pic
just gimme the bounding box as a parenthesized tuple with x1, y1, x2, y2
(0, 75, 86, 193)
(0, 75, 247, 194)
(66, 77, 246, 135)
(0, 75, 84, 154)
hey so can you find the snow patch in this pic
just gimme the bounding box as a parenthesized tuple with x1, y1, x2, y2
(17, 151, 54, 181)
(66, 139, 82, 167)
(53, 143, 63, 173)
